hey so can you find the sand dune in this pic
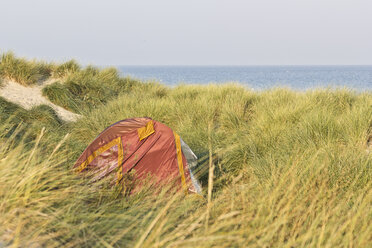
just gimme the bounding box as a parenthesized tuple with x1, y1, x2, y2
(0, 80, 80, 122)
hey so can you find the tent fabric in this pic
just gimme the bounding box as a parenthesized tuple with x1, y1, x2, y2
(137, 120, 155, 141)
(73, 117, 201, 194)
(174, 132, 187, 193)
(180, 138, 202, 193)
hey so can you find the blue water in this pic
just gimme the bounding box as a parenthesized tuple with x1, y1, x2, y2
(118, 66, 372, 91)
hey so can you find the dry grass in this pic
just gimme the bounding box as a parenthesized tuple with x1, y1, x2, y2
(0, 54, 371, 247)
(42, 66, 140, 113)
(0, 52, 53, 85)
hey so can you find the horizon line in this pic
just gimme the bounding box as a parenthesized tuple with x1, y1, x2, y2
(108, 64, 372, 67)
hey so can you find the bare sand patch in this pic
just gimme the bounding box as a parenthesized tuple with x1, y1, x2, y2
(0, 80, 80, 122)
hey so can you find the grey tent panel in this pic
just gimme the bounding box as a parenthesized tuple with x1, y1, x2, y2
(180, 138, 202, 194)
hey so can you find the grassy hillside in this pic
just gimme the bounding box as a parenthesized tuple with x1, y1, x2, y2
(0, 52, 53, 85)
(42, 66, 140, 113)
(0, 52, 140, 114)
(0, 53, 371, 247)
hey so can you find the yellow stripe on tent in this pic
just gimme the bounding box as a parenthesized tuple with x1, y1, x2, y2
(174, 132, 188, 194)
(77, 137, 122, 172)
(138, 120, 155, 141)
(116, 137, 124, 184)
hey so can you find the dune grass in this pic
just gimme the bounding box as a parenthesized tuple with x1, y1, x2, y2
(0, 53, 371, 247)
(51, 60, 81, 78)
(1, 80, 371, 247)
(0, 52, 140, 107)
(0, 96, 67, 144)
(42, 66, 140, 113)
(0, 52, 54, 86)
(1, 51, 141, 119)
(0, 51, 82, 86)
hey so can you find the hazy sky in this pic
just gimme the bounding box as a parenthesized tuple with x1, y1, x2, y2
(1, 0, 371, 65)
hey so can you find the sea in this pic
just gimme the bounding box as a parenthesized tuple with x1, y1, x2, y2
(118, 66, 372, 91)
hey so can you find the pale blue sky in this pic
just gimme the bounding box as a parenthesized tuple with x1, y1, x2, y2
(1, 0, 371, 65)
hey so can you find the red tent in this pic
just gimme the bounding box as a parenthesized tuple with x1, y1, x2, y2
(73, 117, 201, 194)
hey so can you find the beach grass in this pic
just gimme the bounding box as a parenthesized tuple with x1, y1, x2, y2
(0, 54, 371, 247)
(0, 96, 67, 147)
(0, 52, 53, 85)
(42, 66, 140, 112)
(0, 52, 80, 86)
(51, 59, 81, 78)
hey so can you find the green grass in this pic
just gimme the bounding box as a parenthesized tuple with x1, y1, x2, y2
(0, 52, 81, 86)
(42, 66, 140, 112)
(0, 97, 64, 130)
(1, 51, 141, 114)
(0, 96, 68, 149)
(0, 52, 54, 85)
(0, 50, 138, 87)
(51, 59, 81, 78)
(0, 54, 371, 247)
(1, 82, 371, 247)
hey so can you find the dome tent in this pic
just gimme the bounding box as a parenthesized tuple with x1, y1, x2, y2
(73, 117, 201, 194)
